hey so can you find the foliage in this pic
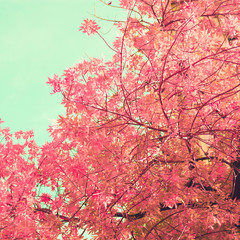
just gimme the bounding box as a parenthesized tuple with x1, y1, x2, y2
(1, 0, 240, 239)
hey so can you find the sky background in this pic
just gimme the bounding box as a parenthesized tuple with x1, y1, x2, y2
(0, 0, 125, 145)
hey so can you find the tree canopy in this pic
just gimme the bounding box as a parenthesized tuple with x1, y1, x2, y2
(1, 0, 240, 239)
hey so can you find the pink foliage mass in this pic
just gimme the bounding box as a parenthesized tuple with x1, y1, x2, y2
(79, 19, 101, 36)
(1, 0, 240, 239)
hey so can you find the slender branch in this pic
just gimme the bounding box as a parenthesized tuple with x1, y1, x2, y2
(144, 210, 184, 239)
(114, 211, 146, 220)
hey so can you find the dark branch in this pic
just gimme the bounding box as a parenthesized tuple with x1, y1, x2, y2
(186, 178, 217, 192)
(114, 211, 146, 220)
(231, 161, 240, 200)
(114, 202, 218, 221)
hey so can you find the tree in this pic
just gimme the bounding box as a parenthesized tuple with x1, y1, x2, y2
(1, 0, 240, 239)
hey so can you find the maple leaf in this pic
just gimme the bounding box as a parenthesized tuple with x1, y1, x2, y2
(40, 193, 52, 203)
(46, 74, 61, 94)
(79, 19, 101, 36)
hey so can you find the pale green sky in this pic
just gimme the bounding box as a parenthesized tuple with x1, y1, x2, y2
(0, 0, 125, 145)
